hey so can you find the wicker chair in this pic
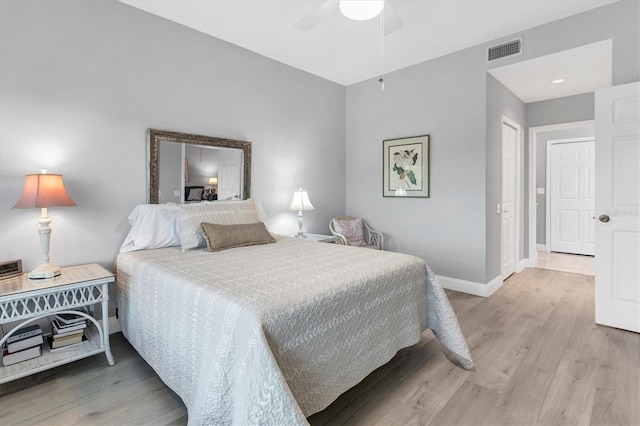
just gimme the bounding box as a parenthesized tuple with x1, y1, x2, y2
(329, 216, 384, 250)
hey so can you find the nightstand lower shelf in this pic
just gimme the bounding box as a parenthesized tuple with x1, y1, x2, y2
(0, 326, 105, 384)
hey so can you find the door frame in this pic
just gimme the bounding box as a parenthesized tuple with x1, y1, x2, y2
(527, 120, 595, 267)
(501, 115, 522, 278)
(545, 136, 596, 253)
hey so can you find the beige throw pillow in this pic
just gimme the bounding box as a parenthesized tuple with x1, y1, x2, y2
(201, 222, 276, 252)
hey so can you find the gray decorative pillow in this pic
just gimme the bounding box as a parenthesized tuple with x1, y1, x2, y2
(200, 222, 276, 252)
(186, 187, 204, 201)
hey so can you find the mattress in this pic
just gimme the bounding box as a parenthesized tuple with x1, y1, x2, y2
(116, 236, 473, 425)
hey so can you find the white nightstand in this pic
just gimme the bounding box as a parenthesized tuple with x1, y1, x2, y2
(0, 263, 115, 384)
(298, 233, 337, 243)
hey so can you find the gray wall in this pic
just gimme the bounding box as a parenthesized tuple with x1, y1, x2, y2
(346, 46, 488, 283)
(527, 93, 595, 128)
(486, 75, 526, 279)
(346, 0, 639, 284)
(485, 1, 640, 86)
(0, 0, 346, 293)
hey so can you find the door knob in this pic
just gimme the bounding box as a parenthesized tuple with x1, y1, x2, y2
(599, 214, 610, 223)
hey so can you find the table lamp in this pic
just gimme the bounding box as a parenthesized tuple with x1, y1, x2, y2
(289, 188, 314, 238)
(208, 177, 218, 189)
(205, 177, 218, 200)
(13, 170, 76, 279)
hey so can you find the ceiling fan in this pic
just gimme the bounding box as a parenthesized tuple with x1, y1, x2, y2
(294, 0, 403, 35)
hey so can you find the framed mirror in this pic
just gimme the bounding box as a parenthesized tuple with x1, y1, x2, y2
(148, 129, 251, 204)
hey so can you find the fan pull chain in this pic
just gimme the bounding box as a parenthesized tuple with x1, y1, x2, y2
(379, 7, 385, 91)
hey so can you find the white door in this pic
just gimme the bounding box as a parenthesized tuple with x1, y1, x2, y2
(501, 121, 517, 279)
(549, 140, 595, 255)
(595, 81, 640, 333)
(218, 148, 243, 200)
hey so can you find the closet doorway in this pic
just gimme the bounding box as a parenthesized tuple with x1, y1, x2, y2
(501, 117, 521, 280)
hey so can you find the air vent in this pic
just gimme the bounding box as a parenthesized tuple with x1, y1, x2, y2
(487, 37, 523, 62)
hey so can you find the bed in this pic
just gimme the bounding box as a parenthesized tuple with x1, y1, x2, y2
(116, 200, 473, 425)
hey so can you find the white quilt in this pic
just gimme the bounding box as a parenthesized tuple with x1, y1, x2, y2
(116, 236, 473, 425)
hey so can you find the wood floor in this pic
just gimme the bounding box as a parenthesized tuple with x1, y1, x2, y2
(1, 268, 638, 425)
(536, 251, 595, 276)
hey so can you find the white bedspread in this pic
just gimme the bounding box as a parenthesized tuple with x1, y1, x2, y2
(116, 236, 473, 425)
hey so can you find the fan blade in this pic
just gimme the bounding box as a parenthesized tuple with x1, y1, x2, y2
(294, 0, 338, 31)
(383, 0, 403, 35)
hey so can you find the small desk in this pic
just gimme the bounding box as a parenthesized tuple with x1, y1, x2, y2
(0, 263, 115, 383)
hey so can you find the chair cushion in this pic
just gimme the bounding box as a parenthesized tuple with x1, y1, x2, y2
(332, 217, 365, 246)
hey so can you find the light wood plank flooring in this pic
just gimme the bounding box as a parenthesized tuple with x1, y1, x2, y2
(1, 268, 638, 425)
(537, 251, 595, 276)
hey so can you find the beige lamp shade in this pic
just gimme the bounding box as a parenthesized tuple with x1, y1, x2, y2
(13, 173, 76, 209)
(289, 188, 314, 211)
(208, 177, 218, 186)
(13, 172, 76, 280)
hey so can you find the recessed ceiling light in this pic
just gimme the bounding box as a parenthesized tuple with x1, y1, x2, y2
(551, 78, 566, 84)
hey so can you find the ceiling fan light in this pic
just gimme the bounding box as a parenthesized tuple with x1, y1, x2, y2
(339, 0, 384, 21)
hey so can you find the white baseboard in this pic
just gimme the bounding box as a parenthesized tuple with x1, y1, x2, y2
(516, 259, 527, 273)
(437, 274, 503, 298)
(536, 244, 547, 252)
(98, 316, 121, 334)
(109, 316, 121, 334)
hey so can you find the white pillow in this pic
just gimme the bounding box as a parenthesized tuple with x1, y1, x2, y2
(119, 204, 180, 252)
(169, 199, 263, 251)
(204, 199, 267, 222)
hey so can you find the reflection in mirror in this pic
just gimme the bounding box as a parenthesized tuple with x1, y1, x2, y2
(148, 129, 251, 204)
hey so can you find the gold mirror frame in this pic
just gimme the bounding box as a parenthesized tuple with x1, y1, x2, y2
(148, 129, 251, 203)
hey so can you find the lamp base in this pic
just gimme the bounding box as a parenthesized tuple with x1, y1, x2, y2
(29, 262, 61, 280)
(295, 210, 308, 239)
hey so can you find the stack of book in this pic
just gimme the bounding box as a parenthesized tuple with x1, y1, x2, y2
(48, 313, 88, 350)
(2, 324, 44, 366)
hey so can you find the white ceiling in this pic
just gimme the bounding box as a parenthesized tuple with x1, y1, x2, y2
(119, 0, 617, 88)
(489, 40, 612, 103)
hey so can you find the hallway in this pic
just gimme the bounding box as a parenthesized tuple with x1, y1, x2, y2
(537, 251, 595, 276)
